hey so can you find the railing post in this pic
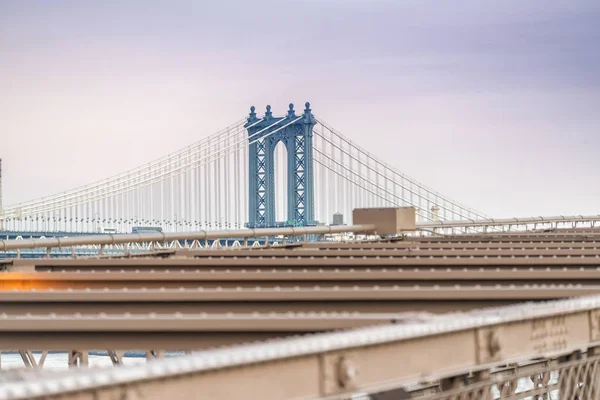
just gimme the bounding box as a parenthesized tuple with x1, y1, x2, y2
(472, 369, 492, 400)
(440, 374, 467, 391)
(559, 350, 582, 398)
(524, 359, 554, 400)
(586, 347, 600, 398)
(68, 350, 88, 368)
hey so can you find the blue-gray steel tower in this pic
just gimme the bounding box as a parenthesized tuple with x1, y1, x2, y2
(245, 102, 316, 228)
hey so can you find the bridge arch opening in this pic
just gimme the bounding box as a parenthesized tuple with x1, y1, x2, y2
(273, 140, 288, 223)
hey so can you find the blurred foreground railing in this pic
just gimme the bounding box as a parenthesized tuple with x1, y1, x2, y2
(3, 295, 600, 399)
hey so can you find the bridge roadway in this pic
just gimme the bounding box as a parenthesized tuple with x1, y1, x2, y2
(3, 229, 600, 372)
(2, 231, 600, 316)
(4, 223, 600, 259)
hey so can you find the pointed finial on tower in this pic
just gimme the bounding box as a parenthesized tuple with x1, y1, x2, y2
(287, 103, 296, 118)
(265, 104, 272, 119)
(247, 105, 258, 124)
(302, 101, 315, 124)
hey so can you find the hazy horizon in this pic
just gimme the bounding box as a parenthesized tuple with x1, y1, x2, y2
(1, 0, 599, 218)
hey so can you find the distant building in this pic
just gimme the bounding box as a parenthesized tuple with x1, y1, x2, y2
(332, 212, 344, 226)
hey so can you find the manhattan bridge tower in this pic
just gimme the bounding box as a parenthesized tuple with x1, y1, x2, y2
(245, 102, 316, 228)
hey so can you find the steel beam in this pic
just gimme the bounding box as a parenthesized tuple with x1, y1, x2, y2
(0, 224, 374, 251)
(418, 215, 600, 229)
(0, 285, 597, 302)
(4, 295, 600, 400)
(0, 313, 403, 350)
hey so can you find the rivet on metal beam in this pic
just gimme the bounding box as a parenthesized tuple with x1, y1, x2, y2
(336, 356, 358, 389)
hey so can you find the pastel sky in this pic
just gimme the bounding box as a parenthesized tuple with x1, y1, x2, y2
(1, 0, 599, 218)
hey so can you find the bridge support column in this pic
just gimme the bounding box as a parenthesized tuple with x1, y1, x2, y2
(18, 350, 48, 368)
(68, 350, 89, 368)
(107, 350, 125, 365)
(245, 103, 316, 228)
(146, 349, 166, 360)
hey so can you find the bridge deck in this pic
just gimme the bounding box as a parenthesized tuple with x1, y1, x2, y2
(2, 229, 600, 398)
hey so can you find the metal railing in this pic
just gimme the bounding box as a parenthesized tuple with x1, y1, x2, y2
(418, 214, 600, 230)
(4, 295, 600, 399)
(0, 224, 375, 252)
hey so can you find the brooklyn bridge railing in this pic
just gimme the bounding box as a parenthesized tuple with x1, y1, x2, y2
(4, 295, 600, 399)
